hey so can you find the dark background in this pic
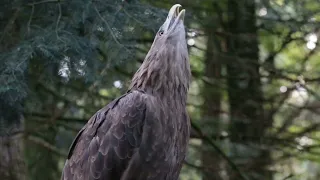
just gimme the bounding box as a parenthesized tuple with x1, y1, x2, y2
(1, 0, 319, 179)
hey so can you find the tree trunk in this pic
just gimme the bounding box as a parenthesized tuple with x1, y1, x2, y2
(226, 0, 272, 179)
(201, 24, 225, 180)
(0, 114, 26, 180)
(25, 63, 62, 180)
(0, 7, 27, 179)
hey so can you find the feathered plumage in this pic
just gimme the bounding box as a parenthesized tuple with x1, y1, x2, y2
(61, 4, 191, 180)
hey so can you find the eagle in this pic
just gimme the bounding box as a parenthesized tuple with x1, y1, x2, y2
(61, 4, 191, 180)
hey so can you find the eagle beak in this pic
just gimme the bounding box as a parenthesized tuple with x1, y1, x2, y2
(163, 4, 185, 32)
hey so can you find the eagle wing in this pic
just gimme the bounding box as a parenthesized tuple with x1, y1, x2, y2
(61, 90, 166, 180)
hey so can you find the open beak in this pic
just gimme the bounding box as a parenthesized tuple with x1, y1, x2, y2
(163, 4, 185, 32)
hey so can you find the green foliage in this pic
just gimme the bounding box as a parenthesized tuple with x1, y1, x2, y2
(0, 0, 166, 125)
(0, 0, 168, 179)
(1, 0, 320, 180)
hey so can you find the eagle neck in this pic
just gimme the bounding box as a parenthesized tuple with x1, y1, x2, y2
(129, 49, 191, 106)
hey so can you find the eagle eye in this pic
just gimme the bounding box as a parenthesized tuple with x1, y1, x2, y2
(159, 30, 164, 36)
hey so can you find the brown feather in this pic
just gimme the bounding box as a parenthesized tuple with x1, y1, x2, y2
(61, 4, 190, 180)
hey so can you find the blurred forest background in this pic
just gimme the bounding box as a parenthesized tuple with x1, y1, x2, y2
(1, 0, 320, 179)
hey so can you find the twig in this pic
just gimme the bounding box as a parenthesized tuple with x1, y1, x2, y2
(27, 0, 61, 6)
(184, 160, 203, 170)
(55, 2, 63, 42)
(27, 4, 34, 34)
(123, 9, 146, 27)
(190, 121, 249, 180)
(24, 112, 87, 124)
(0, 8, 21, 44)
(283, 174, 294, 180)
(93, 4, 122, 46)
(28, 135, 67, 157)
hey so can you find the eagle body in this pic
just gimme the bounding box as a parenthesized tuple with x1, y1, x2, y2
(62, 90, 189, 180)
(62, 4, 190, 180)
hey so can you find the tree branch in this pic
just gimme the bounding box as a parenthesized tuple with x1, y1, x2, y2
(28, 135, 67, 157)
(190, 120, 249, 180)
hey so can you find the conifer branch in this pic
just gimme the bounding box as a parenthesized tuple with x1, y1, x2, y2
(190, 121, 249, 180)
(28, 135, 67, 157)
(27, 4, 34, 34)
(93, 4, 122, 46)
(27, 0, 62, 6)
